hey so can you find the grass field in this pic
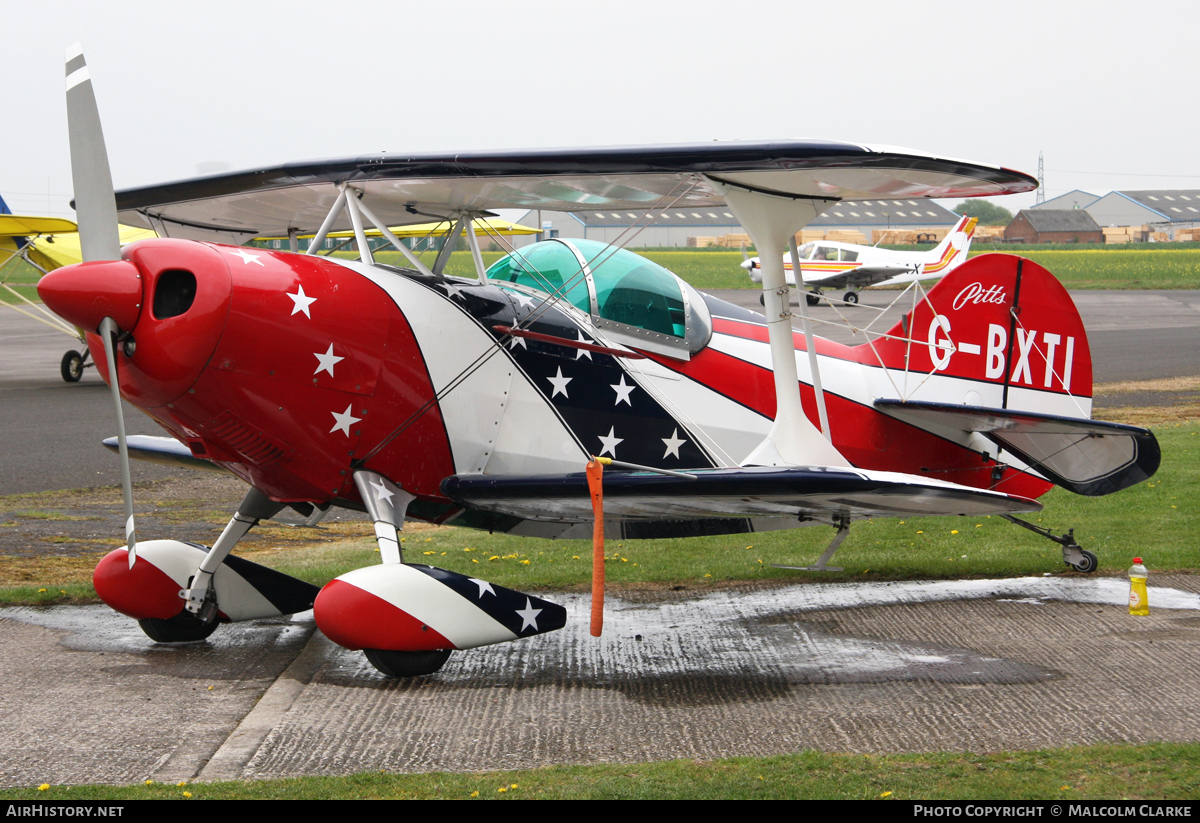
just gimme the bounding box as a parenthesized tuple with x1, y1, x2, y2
(5, 244, 1200, 303)
(3, 743, 1198, 799)
(3, 418, 1195, 605)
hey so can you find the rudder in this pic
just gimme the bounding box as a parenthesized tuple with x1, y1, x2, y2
(868, 253, 1093, 412)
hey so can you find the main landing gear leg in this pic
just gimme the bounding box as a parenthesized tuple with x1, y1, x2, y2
(772, 516, 849, 571)
(1000, 514, 1098, 573)
(179, 487, 287, 621)
(352, 470, 450, 676)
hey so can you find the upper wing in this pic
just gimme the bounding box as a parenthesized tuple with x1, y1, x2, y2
(874, 400, 1160, 497)
(442, 464, 1040, 524)
(807, 264, 918, 289)
(112, 140, 1036, 242)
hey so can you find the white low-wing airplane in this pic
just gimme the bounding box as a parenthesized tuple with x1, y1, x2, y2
(39, 46, 1158, 678)
(741, 214, 978, 305)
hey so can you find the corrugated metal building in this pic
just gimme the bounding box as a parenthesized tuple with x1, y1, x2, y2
(1085, 190, 1200, 236)
(1029, 190, 1100, 211)
(512, 199, 961, 248)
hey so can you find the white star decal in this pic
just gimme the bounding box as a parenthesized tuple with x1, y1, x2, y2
(662, 428, 687, 459)
(369, 479, 394, 506)
(505, 289, 534, 309)
(287, 284, 317, 318)
(313, 343, 344, 376)
(507, 334, 527, 350)
(329, 404, 361, 437)
(546, 366, 572, 399)
(469, 578, 496, 599)
(610, 375, 635, 406)
(441, 282, 467, 300)
(230, 249, 264, 266)
(574, 330, 594, 361)
(516, 597, 542, 632)
(597, 426, 623, 458)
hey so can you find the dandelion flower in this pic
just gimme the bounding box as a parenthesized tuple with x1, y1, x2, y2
(145, 779, 154, 785)
(38, 784, 49, 791)
(951, 530, 959, 535)
(471, 791, 479, 797)
(183, 791, 192, 798)
(177, 781, 187, 787)
(498, 786, 507, 793)
(880, 791, 893, 798)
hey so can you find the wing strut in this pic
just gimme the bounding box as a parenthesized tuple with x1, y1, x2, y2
(709, 179, 847, 467)
(790, 235, 830, 440)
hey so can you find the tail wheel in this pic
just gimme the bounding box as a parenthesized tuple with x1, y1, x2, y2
(1068, 550, 1099, 574)
(138, 612, 220, 643)
(61, 350, 84, 382)
(364, 648, 452, 677)
(844, 291, 859, 305)
(806, 293, 820, 307)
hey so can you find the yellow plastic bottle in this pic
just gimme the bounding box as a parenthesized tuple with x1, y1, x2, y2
(1127, 557, 1149, 616)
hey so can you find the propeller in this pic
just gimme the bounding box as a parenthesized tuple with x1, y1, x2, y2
(64, 44, 139, 567)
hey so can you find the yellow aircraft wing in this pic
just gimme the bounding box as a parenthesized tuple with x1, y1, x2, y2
(0, 215, 78, 236)
(259, 217, 541, 241)
(27, 225, 158, 270)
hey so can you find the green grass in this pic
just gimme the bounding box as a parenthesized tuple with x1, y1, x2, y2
(3, 422, 1192, 606)
(4, 743, 1198, 799)
(366, 247, 1200, 292)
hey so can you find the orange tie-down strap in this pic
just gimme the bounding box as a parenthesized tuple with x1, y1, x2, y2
(586, 457, 605, 637)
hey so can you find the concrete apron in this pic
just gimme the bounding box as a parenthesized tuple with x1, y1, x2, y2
(2, 575, 1198, 787)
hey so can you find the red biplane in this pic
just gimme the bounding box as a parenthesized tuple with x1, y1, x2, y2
(39, 46, 1158, 676)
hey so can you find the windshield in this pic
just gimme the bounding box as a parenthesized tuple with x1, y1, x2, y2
(485, 241, 591, 313)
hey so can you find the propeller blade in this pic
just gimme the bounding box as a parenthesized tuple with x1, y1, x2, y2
(98, 317, 137, 567)
(64, 44, 120, 263)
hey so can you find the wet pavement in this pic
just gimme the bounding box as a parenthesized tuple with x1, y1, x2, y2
(3, 575, 1199, 787)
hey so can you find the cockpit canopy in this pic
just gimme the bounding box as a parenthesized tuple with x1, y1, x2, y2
(486, 239, 712, 358)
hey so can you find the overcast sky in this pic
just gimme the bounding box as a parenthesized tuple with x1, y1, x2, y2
(4, 0, 1199, 221)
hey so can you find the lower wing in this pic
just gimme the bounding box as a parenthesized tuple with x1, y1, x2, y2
(442, 465, 1039, 524)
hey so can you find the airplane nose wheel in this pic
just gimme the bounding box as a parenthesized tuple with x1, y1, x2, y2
(363, 648, 453, 677)
(61, 350, 84, 382)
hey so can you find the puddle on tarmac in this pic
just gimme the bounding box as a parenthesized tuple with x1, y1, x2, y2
(6, 578, 1198, 698)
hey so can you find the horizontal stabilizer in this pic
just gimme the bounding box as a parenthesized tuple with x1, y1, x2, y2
(874, 400, 1159, 496)
(103, 434, 225, 474)
(443, 465, 1039, 524)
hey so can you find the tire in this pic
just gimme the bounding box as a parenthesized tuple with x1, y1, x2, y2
(61, 350, 84, 383)
(138, 612, 220, 643)
(1069, 550, 1099, 574)
(844, 291, 859, 305)
(806, 293, 820, 307)
(364, 648, 452, 677)
(759, 294, 765, 306)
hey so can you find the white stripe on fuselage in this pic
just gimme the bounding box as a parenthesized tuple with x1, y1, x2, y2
(340, 260, 589, 476)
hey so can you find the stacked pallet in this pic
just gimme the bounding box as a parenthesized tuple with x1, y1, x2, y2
(1103, 226, 1133, 244)
(974, 226, 1006, 241)
(716, 233, 752, 248)
(687, 236, 718, 247)
(826, 230, 867, 244)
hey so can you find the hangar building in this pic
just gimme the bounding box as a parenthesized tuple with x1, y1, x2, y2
(512, 199, 962, 248)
